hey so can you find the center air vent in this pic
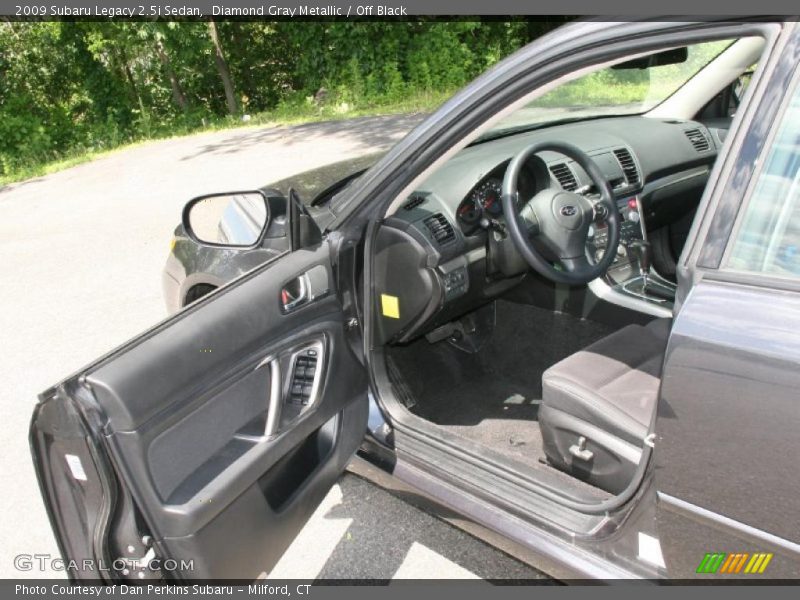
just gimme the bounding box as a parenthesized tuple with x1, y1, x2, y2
(684, 128, 711, 152)
(549, 163, 578, 191)
(423, 213, 455, 246)
(613, 148, 640, 186)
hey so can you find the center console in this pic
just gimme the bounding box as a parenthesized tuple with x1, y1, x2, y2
(589, 196, 676, 312)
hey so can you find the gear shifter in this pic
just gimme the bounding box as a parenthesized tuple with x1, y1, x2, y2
(628, 239, 652, 284)
(627, 238, 674, 301)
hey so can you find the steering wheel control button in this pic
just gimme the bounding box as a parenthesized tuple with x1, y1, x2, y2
(593, 202, 609, 220)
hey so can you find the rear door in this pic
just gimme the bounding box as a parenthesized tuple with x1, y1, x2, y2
(655, 25, 800, 579)
(30, 239, 368, 581)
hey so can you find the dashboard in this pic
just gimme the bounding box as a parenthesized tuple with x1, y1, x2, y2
(374, 115, 720, 344)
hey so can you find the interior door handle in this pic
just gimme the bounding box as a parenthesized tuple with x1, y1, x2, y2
(280, 265, 330, 314)
(280, 274, 309, 312)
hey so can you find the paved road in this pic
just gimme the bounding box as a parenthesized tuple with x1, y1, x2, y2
(0, 114, 546, 581)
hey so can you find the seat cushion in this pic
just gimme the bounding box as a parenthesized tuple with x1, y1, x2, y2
(539, 318, 670, 493)
(541, 319, 668, 446)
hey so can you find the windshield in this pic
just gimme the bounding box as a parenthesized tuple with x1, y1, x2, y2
(484, 39, 733, 138)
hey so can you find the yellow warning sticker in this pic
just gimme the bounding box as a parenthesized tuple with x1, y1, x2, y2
(381, 294, 400, 319)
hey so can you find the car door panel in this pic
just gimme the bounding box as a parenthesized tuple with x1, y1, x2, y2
(31, 242, 369, 581)
(656, 280, 800, 578)
(160, 398, 366, 579)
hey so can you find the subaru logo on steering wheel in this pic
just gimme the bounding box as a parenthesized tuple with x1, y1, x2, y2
(560, 205, 577, 217)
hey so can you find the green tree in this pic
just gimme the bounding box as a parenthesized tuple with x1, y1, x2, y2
(1, 19, 562, 179)
(207, 19, 237, 115)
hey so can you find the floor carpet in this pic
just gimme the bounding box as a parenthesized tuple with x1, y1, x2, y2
(387, 299, 617, 479)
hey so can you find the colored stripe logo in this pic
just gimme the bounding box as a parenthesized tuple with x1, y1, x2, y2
(696, 552, 773, 574)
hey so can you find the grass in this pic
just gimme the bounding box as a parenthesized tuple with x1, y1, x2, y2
(0, 89, 453, 187)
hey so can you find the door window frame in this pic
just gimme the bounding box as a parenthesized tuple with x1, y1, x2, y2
(331, 22, 783, 228)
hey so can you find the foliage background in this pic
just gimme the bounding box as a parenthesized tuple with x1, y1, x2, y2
(0, 20, 567, 181)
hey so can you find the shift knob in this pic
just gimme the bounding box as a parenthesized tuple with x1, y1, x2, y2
(628, 239, 652, 278)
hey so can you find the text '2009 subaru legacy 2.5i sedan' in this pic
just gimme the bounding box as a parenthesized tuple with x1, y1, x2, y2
(32, 18, 800, 582)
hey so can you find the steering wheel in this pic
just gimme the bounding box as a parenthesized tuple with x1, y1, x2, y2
(501, 141, 620, 285)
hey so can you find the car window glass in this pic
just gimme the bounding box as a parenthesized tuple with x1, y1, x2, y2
(727, 74, 800, 277)
(484, 40, 733, 136)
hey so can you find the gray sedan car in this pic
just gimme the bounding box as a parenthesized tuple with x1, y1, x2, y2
(31, 19, 800, 583)
(162, 153, 380, 313)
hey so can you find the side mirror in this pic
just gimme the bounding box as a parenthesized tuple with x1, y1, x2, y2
(182, 191, 270, 247)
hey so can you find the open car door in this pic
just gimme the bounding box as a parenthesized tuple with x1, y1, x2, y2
(30, 239, 368, 581)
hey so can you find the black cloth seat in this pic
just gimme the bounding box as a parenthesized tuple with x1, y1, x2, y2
(539, 318, 670, 494)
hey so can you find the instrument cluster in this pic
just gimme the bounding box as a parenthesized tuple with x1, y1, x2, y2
(455, 156, 549, 233)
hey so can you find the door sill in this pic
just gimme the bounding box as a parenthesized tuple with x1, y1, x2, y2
(348, 454, 648, 581)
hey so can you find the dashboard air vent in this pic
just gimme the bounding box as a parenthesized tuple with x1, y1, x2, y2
(684, 128, 710, 152)
(549, 163, 578, 191)
(613, 148, 640, 186)
(423, 213, 455, 246)
(403, 195, 426, 211)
